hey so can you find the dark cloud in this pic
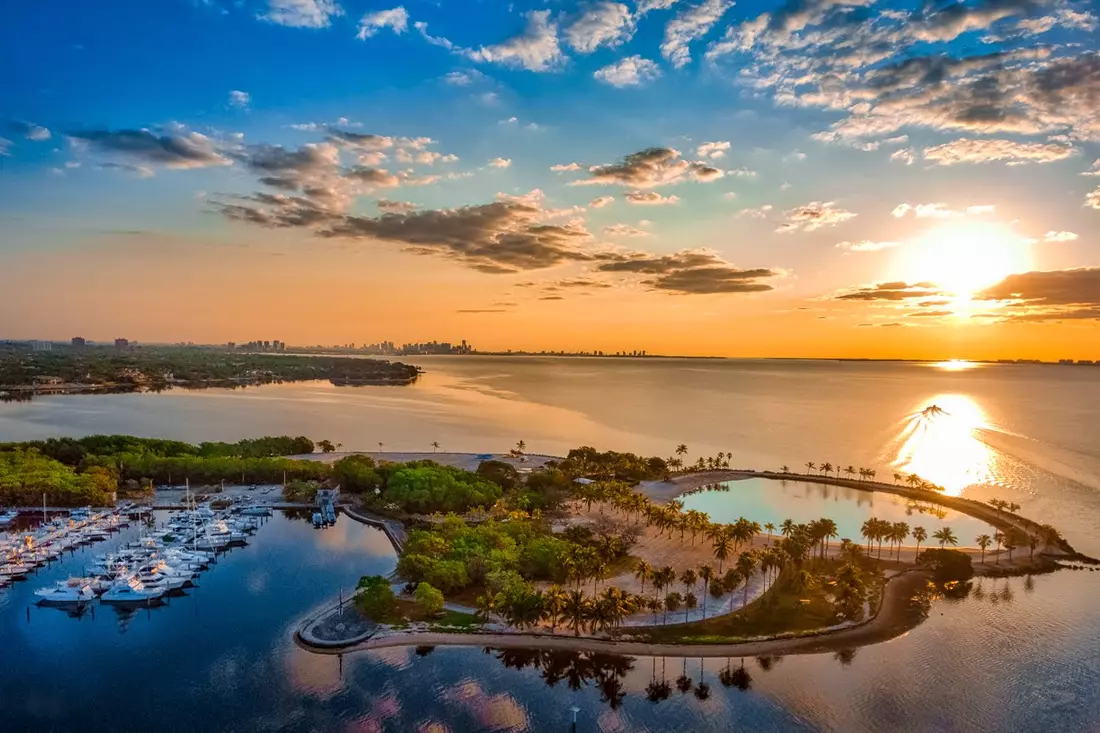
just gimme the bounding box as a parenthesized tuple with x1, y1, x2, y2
(70, 128, 230, 169)
(325, 129, 395, 150)
(834, 282, 942, 300)
(318, 199, 596, 273)
(907, 309, 954, 317)
(597, 250, 779, 294)
(377, 199, 417, 212)
(539, 295, 565, 300)
(343, 166, 401, 186)
(213, 193, 336, 228)
(574, 147, 725, 188)
(976, 268, 1100, 305)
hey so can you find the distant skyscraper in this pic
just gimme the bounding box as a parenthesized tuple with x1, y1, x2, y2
(114, 338, 130, 351)
(71, 336, 86, 350)
(31, 340, 53, 352)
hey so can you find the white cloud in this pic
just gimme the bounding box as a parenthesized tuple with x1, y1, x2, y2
(661, 0, 733, 69)
(1042, 230, 1078, 242)
(890, 148, 915, 165)
(228, 90, 251, 110)
(637, 0, 680, 13)
(696, 141, 730, 159)
(489, 157, 512, 168)
(922, 138, 1078, 166)
(603, 223, 651, 237)
(593, 55, 662, 87)
(261, 0, 342, 28)
(25, 124, 51, 141)
(565, 2, 635, 53)
(1086, 186, 1100, 211)
(727, 167, 756, 177)
(356, 7, 409, 39)
(443, 70, 485, 86)
(0, 137, 12, 156)
(1082, 159, 1100, 177)
(836, 240, 902, 253)
(590, 196, 615, 208)
(625, 191, 680, 205)
(776, 201, 857, 233)
(466, 10, 563, 72)
(892, 203, 997, 219)
(736, 204, 773, 219)
(551, 162, 582, 172)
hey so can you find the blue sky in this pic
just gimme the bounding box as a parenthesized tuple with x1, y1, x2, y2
(1, 0, 1098, 357)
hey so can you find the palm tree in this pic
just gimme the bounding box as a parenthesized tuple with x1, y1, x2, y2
(634, 560, 653, 595)
(515, 440, 526, 455)
(912, 526, 927, 556)
(377, 441, 384, 453)
(780, 465, 790, 473)
(993, 531, 1005, 563)
(976, 534, 992, 564)
(431, 441, 440, 453)
(680, 568, 698, 599)
(860, 518, 877, 554)
(932, 527, 958, 548)
(664, 592, 682, 624)
(906, 473, 922, 488)
(780, 519, 795, 538)
(805, 461, 816, 474)
(562, 590, 590, 636)
(736, 552, 757, 607)
(820, 518, 839, 558)
(683, 592, 698, 622)
(698, 565, 715, 619)
(1027, 535, 1039, 559)
(845, 465, 857, 479)
(892, 471, 902, 485)
(892, 522, 909, 561)
(821, 462, 833, 477)
(712, 534, 732, 573)
(542, 586, 567, 632)
(764, 522, 776, 545)
(676, 444, 688, 464)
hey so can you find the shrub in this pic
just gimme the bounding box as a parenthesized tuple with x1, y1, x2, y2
(415, 582, 445, 616)
(916, 548, 974, 583)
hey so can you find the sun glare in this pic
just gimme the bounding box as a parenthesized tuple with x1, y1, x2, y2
(894, 394, 995, 496)
(900, 221, 1033, 299)
(932, 359, 978, 371)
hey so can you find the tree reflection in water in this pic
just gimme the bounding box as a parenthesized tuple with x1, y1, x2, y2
(487, 648, 635, 708)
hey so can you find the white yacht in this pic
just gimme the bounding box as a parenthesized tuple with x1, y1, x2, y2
(100, 575, 166, 604)
(35, 578, 97, 605)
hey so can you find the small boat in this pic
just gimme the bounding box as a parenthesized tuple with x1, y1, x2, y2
(35, 578, 97, 605)
(312, 513, 323, 528)
(0, 510, 18, 527)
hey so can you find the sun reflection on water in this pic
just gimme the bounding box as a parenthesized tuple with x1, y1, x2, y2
(894, 394, 995, 496)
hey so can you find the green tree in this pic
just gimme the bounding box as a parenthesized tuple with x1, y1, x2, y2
(414, 582, 445, 616)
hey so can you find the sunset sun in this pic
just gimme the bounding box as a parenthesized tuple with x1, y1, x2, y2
(900, 221, 1034, 299)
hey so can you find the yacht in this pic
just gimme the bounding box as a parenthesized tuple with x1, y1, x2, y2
(35, 578, 97, 605)
(100, 575, 166, 604)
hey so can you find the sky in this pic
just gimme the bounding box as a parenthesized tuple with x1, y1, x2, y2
(1, 0, 1098, 359)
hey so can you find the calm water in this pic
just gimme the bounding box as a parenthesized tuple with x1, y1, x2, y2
(681, 477, 998, 543)
(3, 358, 1100, 731)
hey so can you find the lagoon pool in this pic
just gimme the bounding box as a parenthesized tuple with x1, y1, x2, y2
(679, 477, 998, 546)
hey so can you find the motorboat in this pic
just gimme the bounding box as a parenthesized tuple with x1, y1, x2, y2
(35, 578, 97, 605)
(100, 575, 166, 604)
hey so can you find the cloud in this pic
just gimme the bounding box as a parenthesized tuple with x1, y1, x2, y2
(891, 148, 916, 165)
(565, 2, 636, 53)
(637, 0, 680, 13)
(836, 240, 902, 253)
(974, 267, 1100, 320)
(1088, 186, 1100, 210)
(69, 128, 231, 171)
(589, 196, 615, 208)
(466, 10, 563, 72)
(922, 138, 1078, 166)
(325, 129, 396, 150)
(457, 309, 509, 313)
(228, 90, 251, 110)
(551, 162, 582, 172)
(624, 191, 679, 205)
(776, 201, 857, 233)
(603, 224, 650, 237)
(891, 202, 996, 218)
(8, 120, 51, 141)
(443, 70, 486, 86)
(488, 157, 512, 168)
(696, 141, 730, 159)
(736, 204, 773, 219)
(0, 137, 11, 156)
(907, 310, 954, 318)
(356, 7, 409, 39)
(1042, 230, 1078, 242)
(377, 199, 417, 212)
(261, 0, 342, 28)
(597, 249, 779, 294)
(594, 55, 663, 87)
(573, 147, 723, 187)
(662, 0, 734, 69)
(834, 281, 942, 301)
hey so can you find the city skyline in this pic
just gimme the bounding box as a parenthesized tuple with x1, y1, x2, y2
(2, 0, 1099, 359)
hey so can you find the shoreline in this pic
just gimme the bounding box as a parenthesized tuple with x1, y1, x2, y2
(296, 569, 931, 658)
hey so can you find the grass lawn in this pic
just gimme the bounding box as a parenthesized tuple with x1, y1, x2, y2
(633, 558, 884, 644)
(430, 609, 482, 630)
